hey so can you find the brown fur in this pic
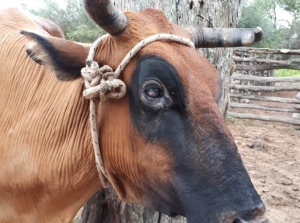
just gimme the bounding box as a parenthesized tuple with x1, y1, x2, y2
(0, 8, 99, 223)
(0, 6, 253, 223)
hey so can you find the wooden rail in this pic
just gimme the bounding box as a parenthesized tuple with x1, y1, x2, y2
(234, 48, 300, 55)
(228, 112, 300, 125)
(231, 75, 300, 83)
(229, 84, 300, 92)
(230, 94, 300, 104)
(230, 47, 300, 125)
(230, 103, 299, 113)
(233, 57, 300, 71)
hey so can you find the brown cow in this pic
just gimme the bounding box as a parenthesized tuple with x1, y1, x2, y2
(0, 2, 266, 223)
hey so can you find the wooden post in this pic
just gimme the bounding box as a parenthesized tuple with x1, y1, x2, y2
(292, 92, 300, 119)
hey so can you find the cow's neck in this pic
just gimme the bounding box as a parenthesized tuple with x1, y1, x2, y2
(0, 62, 101, 222)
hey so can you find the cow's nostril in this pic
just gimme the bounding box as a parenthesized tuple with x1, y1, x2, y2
(232, 219, 241, 223)
(256, 203, 267, 216)
(239, 203, 266, 221)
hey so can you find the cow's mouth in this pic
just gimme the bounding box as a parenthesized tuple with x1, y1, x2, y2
(184, 214, 269, 223)
(169, 212, 179, 217)
(232, 215, 269, 223)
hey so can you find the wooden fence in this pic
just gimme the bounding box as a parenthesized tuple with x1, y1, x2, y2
(228, 48, 300, 125)
(233, 48, 300, 71)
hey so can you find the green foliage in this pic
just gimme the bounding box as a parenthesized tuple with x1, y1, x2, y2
(238, 0, 300, 49)
(67, 24, 104, 43)
(276, 0, 300, 49)
(288, 19, 300, 49)
(29, 0, 105, 42)
(275, 69, 300, 77)
(226, 116, 240, 125)
(238, 0, 283, 48)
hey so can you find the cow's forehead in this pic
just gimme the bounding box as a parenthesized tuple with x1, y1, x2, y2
(94, 8, 187, 66)
(94, 8, 221, 101)
(122, 42, 221, 102)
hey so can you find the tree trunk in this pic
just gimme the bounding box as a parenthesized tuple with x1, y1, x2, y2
(79, 0, 242, 222)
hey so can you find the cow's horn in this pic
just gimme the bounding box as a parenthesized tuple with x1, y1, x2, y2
(83, 0, 129, 36)
(186, 27, 263, 48)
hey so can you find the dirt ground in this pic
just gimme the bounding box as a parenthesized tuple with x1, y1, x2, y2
(227, 90, 300, 223)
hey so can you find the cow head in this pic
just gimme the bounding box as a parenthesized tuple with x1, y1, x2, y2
(22, 1, 266, 222)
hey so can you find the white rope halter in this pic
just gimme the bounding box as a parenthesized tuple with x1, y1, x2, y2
(81, 33, 195, 188)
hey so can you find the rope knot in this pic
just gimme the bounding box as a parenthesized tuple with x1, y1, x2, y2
(81, 62, 126, 101)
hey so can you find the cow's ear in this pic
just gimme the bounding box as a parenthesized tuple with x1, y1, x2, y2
(30, 14, 65, 38)
(21, 30, 91, 81)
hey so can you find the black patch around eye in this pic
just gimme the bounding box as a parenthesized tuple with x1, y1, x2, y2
(130, 55, 186, 112)
(129, 55, 188, 142)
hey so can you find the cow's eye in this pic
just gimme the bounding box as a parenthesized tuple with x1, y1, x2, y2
(142, 80, 164, 99)
(141, 80, 171, 109)
(145, 85, 163, 98)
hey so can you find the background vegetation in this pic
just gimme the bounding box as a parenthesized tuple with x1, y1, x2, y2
(24, 0, 300, 77)
(25, 0, 300, 49)
(238, 0, 300, 49)
(275, 69, 300, 77)
(28, 0, 105, 42)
